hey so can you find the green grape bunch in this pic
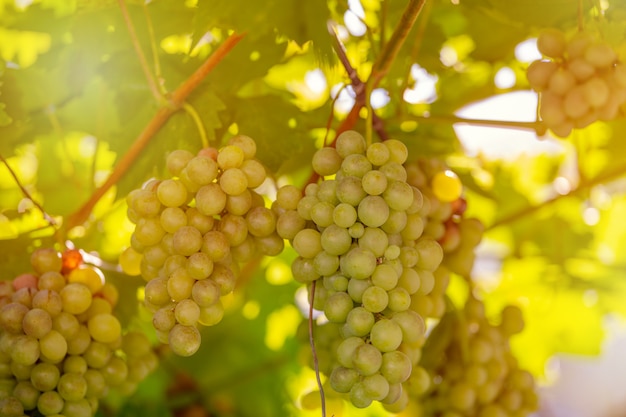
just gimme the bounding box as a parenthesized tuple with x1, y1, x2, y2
(527, 28, 626, 137)
(413, 295, 538, 417)
(0, 248, 156, 417)
(122, 135, 281, 357)
(275, 131, 448, 411)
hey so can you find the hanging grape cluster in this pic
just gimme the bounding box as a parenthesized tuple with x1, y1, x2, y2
(414, 295, 538, 417)
(527, 28, 626, 137)
(274, 130, 446, 410)
(123, 135, 281, 357)
(0, 248, 156, 417)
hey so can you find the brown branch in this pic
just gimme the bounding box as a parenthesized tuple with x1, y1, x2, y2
(370, 0, 426, 86)
(118, 0, 162, 102)
(487, 162, 626, 230)
(67, 32, 245, 229)
(0, 153, 57, 227)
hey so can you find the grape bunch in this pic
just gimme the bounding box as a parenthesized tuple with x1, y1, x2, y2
(527, 28, 626, 137)
(123, 135, 282, 356)
(275, 130, 445, 411)
(414, 295, 538, 417)
(0, 248, 157, 417)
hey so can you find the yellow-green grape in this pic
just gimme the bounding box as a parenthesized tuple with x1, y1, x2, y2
(431, 170, 462, 203)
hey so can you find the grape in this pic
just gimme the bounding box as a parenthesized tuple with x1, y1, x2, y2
(353, 343, 383, 376)
(87, 314, 121, 344)
(168, 324, 201, 357)
(537, 28, 566, 58)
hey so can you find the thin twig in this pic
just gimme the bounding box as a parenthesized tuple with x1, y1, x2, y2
(308, 280, 326, 417)
(118, 0, 163, 103)
(327, 21, 389, 141)
(141, 1, 167, 96)
(0, 153, 57, 226)
(323, 83, 349, 146)
(487, 162, 626, 230)
(67, 32, 245, 229)
(370, 0, 426, 86)
(410, 114, 545, 131)
(182, 102, 209, 148)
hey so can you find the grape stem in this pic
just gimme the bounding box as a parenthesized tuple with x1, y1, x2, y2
(487, 162, 626, 230)
(409, 114, 545, 131)
(0, 152, 57, 227)
(309, 280, 326, 417)
(66, 32, 245, 229)
(370, 0, 426, 87)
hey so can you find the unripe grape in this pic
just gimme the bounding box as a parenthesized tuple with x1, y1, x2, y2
(537, 28, 566, 58)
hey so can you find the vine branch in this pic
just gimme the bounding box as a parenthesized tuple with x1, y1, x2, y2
(0, 153, 57, 227)
(67, 32, 245, 229)
(487, 162, 626, 230)
(370, 0, 426, 86)
(410, 114, 545, 131)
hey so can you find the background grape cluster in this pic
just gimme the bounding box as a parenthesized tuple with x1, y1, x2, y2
(0, 248, 156, 417)
(527, 28, 626, 137)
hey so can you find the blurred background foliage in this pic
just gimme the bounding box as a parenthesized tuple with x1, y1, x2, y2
(2, 0, 626, 416)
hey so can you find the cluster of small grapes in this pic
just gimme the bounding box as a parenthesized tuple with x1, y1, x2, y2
(274, 130, 445, 411)
(527, 28, 626, 137)
(406, 158, 484, 281)
(122, 135, 281, 357)
(0, 248, 156, 417)
(415, 296, 538, 417)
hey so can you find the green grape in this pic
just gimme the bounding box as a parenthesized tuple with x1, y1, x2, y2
(57, 372, 88, 402)
(61, 398, 92, 417)
(336, 336, 365, 368)
(320, 225, 352, 256)
(160, 207, 187, 234)
(310, 201, 335, 228)
(336, 131, 367, 158)
(313, 251, 340, 276)
(292, 229, 322, 259)
(324, 292, 354, 323)
(362, 373, 390, 401)
(240, 159, 267, 188)
(536, 28, 566, 58)
(246, 207, 276, 237)
(345, 306, 375, 336)
(312, 147, 342, 176)
(37, 390, 64, 415)
(342, 154, 372, 178)
(276, 210, 306, 240)
(336, 176, 366, 206)
(218, 214, 248, 246)
(381, 350, 412, 383)
(361, 286, 389, 313)
(228, 135, 257, 159)
(219, 167, 248, 196)
(12, 380, 39, 410)
(11, 335, 40, 366)
(174, 299, 201, 326)
(387, 287, 411, 312)
(166, 149, 194, 176)
(185, 155, 218, 185)
(168, 324, 201, 357)
(195, 183, 227, 216)
(172, 226, 203, 256)
(366, 142, 390, 166)
(83, 341, 112, 369)
(30, 362, 60, 391)
(101, 356, 128, 387)
(391, 310, 425, 343)
(87, 313, 121, 344)
(330, 366, 359, 393)
(358, 195, 390, 228)
(347, 278, 372, 303)
(353, 343, 383, 376)
(157, 179, 188, 207)
(198, 301, 225, 326)
(1, 302, 29, 334)
(350, 382, 374, 408)
(217, 145, 244, 169)
(341, 248, 377, 280)
(371, 264, 399, 291)
(84, 368, 107, 398)
(369, 319, 403, 352)
(63, 355, 88, 375)
(186, 252, 214, 280)
(30, 248, 63, 275)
